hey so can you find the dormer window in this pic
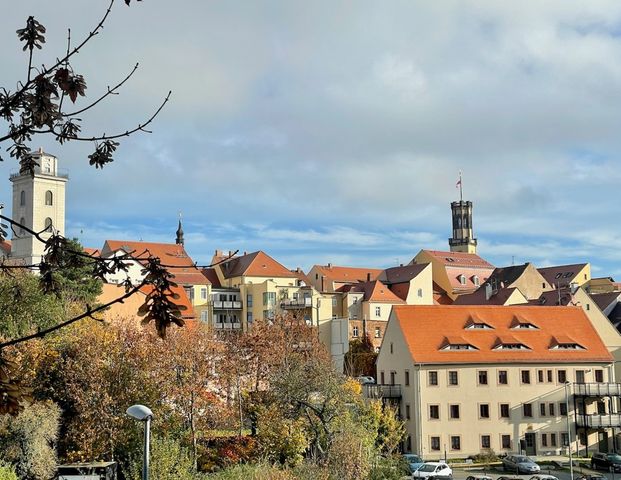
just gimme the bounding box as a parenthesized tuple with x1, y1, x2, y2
(472, 275, 480, 286)
(441, 343, 478, 351)
(465, 322, 493, 330)
(493, 343, 531, 351)
(458, 274, 466, 285)
(512, 322, 538, 330)
(563, 272, 573, 278)
(555, 273, 562, 279)
(550, 343, 585, 350)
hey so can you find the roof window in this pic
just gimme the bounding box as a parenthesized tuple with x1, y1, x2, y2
(555, 273, 562, 279)
(441, 343, 478, 351)
(563, 272, 574, 278)
(550, 343, 585, 350)
(493, 343, 531, 351)
(465, 322, 493, 330)
(458, 274, 466, 285)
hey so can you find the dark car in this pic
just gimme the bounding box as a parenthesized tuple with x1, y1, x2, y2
(577, 474, 608, 480)
(591, 453, 621, 472)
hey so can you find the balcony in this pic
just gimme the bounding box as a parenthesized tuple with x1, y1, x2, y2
(574, 383, 621, 397)
(212, 300, 242, 310)
(280, 298, 312, 309)
(214, 322, 242, 330)
(363, 384, 402, 400)
(576, 413, 621, 428)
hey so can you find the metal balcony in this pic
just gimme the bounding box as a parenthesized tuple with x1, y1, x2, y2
(212, 300, 242, 309)
(574, 383, 621, 397)
(363, 384, 402, 400)
(576, 413, 621, 428)
(280, 298, 312, 309)
(214, 322, 242, 330)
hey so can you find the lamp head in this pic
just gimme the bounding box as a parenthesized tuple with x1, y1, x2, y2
(126, 404, 153, 421)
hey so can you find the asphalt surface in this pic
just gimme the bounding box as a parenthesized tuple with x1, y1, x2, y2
(452, 465, 619, 480)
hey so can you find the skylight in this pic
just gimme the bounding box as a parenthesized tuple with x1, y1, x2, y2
(441, 343, 478, 351)
(493, 343, 531, 351)
(550, 343, 585, 350)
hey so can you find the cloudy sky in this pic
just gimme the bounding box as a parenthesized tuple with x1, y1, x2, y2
(1, 1, 621, 277)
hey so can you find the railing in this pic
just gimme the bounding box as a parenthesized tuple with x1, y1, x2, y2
(212, 300, 242, 309)
(574, 383, 621, 397)
(10, 169, 69, 180)
(280, 298, 312, 308)
(363, 384, 402, 399)
(214, 322, 242, 330)
(576, 413, 621, 428)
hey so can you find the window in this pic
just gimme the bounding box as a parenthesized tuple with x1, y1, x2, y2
(448, 371, 459, 386)
(406, 404, 411, 420)
(20, 190, 25, 206)
(429, 405, 439, 419)
(375, 306, 381, 316)
(596, 370, 604, 383)
(550, 433, 557, 447)
(549, 403, 555, 416)
(541, 434, 548, 447)
(449, 404, 460, 419)
(390, 343, 394, 354)
(19, 217, 26, 235)
(558, 370, 567, 383)
(332, 297, 337, 307)
(540, 403, 546, 416)
(586, 303, 590, 311)
(246, 294, 253, 307)
(473, 275, 480, 286)
(352, 326, 359, 337)
(247, 312, 253, 324)
(481, 435, 491, 449)
(45, 190, 53, 206)
(500, 404, 510, 418)
(390, 371, 396, 385)
(380, 371, 385, 384)
(501, 435, 511, 449)
(405, 370, 410, 386)
(537, 370, 544, 383)
(374, 327, 381, 338)
(560, 402, 567, 416)
(576, 370, 585, 384)
(478, 370, 488, 385)
(479, 404, 490, 418)
(451, 436, 461, 450)
(431, 437, 440, 451)
(429, 371, 438, 386)
(523, 403, 533, 417)
(521, 370, 531, 384)
(188, 288, 194, 301)
(44, 217, 53, 231)
(458, 274, 466, 285)
(417, 288, 423, 297)
(200, 288, 207, 300)
(200, 311, 208, 322)
(498, 370, 508, 385)
(547, 369, 553, 383)
(263, 292, 276, 306)
(561, 433, 569, 446)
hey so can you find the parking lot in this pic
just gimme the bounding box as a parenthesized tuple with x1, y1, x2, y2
(451, 464, 620, 480)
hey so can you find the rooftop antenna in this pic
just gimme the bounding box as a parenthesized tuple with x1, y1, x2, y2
(456, 170, 463, 202)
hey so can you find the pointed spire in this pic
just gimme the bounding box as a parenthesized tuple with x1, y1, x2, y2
(176, 211, 184, 245)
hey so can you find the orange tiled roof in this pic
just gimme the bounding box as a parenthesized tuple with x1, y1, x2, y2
(447, 267, 492, 291)
(420, 250, 495, 268)
(350, 280, 406, 304)
(220, 251, 297, 279)
(314, 264, 382, 284)
(83, 247, 100, 257)
(393, 305, 612, 364)
(103, 240, 195, 268)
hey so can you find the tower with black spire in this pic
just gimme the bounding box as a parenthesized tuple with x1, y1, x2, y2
(448, 171, 477, 254)
(175, 212, 184, 245)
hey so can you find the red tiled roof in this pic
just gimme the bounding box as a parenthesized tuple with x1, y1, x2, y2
(419, 250, 495, 268)
(447, 267, 492, 291)
(389, 282, 410, 301)
(83, 247, 100, 257)
(393, 305, 612, 364)
(313, 265, 382, 284)
(350, 280, 406, 304)
(103, 240, 194, 268)
(220, 251, 297, 279)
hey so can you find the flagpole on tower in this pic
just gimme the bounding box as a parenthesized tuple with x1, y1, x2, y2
(456, 170, 463, 202)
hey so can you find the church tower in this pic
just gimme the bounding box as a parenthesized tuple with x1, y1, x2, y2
(10, 148, 68, 266)
(448, 172, 477, 254)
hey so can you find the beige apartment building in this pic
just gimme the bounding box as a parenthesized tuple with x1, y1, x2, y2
(375, 305, 617, 458)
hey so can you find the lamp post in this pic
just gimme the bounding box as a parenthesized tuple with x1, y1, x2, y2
(127, 404, 153, 480)
(565, 382, 574, 480)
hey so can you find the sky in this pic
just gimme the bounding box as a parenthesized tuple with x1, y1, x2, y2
(1, 1, 621, 278)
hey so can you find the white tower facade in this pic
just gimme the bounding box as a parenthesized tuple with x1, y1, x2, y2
(10, 149, 68, 266)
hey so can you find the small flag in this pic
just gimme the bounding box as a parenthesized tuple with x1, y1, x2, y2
(455, 178, 461, 188)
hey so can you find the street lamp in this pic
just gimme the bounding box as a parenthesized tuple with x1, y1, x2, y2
(565, 382, 574, 480)
(126, 404, 153, 480)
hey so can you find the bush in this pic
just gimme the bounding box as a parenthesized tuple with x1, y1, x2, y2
(205, 462, 294, 480)
(197, 436, 257, 472)
(0, 462, 18, 480)
(126, 436, 195, 480)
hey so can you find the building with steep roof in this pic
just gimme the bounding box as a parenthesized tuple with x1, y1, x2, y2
(307, 263, 382, 293)
(412, 249, 495, 301)
(539, 263, 591, 289)
(374, 304, 616, 458)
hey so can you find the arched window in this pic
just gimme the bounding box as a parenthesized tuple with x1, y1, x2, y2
(20, 190, 25, 206)
(44, 217, 53, 232)
(45, 190, 53, 206)
(19, 217, 26, 235)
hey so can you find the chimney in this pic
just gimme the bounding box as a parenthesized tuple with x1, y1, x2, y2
(321, 275, 325, 292)
(367, 272, 371, 282)
(327, 263, 332, 269)
(400, 263, 404, 267)
(485, 283, 492, 301)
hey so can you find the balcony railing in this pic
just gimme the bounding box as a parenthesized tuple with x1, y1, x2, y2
(212, 300, 242, 309)
(280, 298, 312, 309)
(363, 384, 402, 400)
(214, 322, 241, 330)
(574, 383, 621, 397)
(576, 413, 621, 428)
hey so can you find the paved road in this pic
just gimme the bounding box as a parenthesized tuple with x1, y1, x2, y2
(452, 465, 619, 480)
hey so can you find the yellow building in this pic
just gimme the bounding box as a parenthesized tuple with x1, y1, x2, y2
(375, 305, 616, 458)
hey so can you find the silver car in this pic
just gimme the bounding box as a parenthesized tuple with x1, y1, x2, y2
(502, 455, 541, 474)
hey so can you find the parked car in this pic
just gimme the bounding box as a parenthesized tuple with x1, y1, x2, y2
(498, 476, 522, 480)
(529, 475, 560, 480)
(412, 462, 453, 479)
(577, 474, 608, 480)
(356, 375, 375, 384)
(502, 455, 541, 474)
(402, 454, 425, 473)
(466, 475, 493, 480)
(591, 453, 621, 472)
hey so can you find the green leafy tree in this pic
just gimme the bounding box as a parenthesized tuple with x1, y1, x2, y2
(255, 403, 308, 466)
(0, 401, 60, 480)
